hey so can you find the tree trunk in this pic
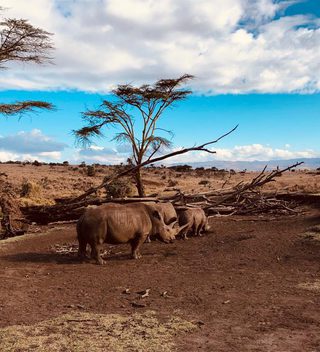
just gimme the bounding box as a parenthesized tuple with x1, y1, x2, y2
(135, 168, 145, 197)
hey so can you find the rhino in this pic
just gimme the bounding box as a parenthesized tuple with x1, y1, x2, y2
(77, 202, 188, 265)
(143, 201, 178, 242)
(155, 202, 178, 225)
(177, 207, 210, 239)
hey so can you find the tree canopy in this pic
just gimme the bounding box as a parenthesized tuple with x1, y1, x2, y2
(75, 74, 194, 196)
(0, 13, 54, 115)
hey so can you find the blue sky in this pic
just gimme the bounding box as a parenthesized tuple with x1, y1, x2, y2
(0, 0, 319, 164)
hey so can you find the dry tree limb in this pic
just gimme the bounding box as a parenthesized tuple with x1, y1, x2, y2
(204, 161, 304, 209)
(69, 125, 238, 203)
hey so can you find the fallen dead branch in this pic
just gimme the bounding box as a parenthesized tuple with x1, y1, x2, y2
(164, 162, 304, 216)
(20, 161, 304, 225)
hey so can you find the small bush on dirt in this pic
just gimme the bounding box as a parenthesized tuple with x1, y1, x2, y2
(167, 179, 178, 187)
(104, 177, 134, 199)
(199, 179, 210, 186)
(32, 160, 42, 167)
(21, 179, 42, 198)
(87, 165, 96, 177)
(20, 179, 54, 206)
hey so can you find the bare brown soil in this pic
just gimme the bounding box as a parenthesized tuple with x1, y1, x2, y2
(1, 207, 320, 351)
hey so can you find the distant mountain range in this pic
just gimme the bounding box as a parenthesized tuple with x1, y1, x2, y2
(169, 158, 320, 171)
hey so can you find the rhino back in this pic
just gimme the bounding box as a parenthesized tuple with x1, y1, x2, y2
(78, 203, 152, 244)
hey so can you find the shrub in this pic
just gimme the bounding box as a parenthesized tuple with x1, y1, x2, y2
(199, 179, 210, 185)
(104, 177, 134, 199)
(21, 179, 42, 198)
(87, 165, 96, 177)
(167, 179, 178, 187)
(32, 160, 42, 167)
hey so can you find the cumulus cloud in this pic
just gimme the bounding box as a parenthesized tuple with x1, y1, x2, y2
(0, 0, 319, 93)
(0, 129, 67, 161)
(76, 145, 127, 164)
(0, 129, 67, 154)
(165, 143, 320, 163)
(70, 142, 320, 165)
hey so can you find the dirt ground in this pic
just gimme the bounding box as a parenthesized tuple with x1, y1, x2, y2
(1, 206, 320, 351)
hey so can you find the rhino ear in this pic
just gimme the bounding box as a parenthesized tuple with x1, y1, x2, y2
(152, 210, 162, 220)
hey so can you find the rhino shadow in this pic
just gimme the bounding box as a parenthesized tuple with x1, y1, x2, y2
(1, 252, 79, 264)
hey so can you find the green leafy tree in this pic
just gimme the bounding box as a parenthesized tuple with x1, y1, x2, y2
(75, 74, 193, 196)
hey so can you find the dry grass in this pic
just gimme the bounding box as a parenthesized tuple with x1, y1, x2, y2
(298, 280, 320, 292)
(300, 225, 320, 242)
(0, 164, 318, 206)
(19, 179, 55, 206)
(0, 310, 196, 352)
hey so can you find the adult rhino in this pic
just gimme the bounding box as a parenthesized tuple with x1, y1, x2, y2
(155, 202, 178, 225)
(143, 201, 178, 242)
(77, 202, 188, 265)
(177, 207, 210, 239)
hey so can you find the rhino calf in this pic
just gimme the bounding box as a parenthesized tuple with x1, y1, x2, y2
(177, 207, 209, 239)
(77, 202, 187, 265)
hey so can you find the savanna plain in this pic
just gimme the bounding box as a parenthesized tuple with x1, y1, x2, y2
(0, 163, 320, 351)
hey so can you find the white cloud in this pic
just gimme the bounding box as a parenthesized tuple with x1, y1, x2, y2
(68, 142, 319, 165)
(38, 151, 61, 160)
(0, 0, 319, 93)
(0, 129, 67, 161)
(165, 143, 320, 163)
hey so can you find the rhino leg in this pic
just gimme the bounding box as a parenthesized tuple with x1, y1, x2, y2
(196, 224, 203, 237)
(78, 238, 88, 259)
(90, 243, 106, 265)
(181, 231, 188, 240)
(131, 233, 146, 259)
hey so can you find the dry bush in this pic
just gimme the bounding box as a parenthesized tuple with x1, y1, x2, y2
(20, 179, 54, 206)
(167, 179, 178, 187)
(199, 179, 210, 186)
(87, 165, 96, 177)
(104, 177, 134, 199)
(20, 179, 42, 198)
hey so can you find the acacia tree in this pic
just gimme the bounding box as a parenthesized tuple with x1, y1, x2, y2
(0, 13, 54, 115)
(75, 74, 194, 196)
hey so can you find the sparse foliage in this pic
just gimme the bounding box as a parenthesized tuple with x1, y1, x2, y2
(0, 12, 54, 116)
(74, 74, 194, 196)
